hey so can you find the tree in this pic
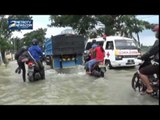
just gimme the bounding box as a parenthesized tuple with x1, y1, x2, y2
(49, 15, 152, 46)
(10, 37, 22, 52)
(96, 15, 118, 35)
(0, 15, 32, 64)
(49, 15, 97, 37)
(113, 15, 152, 47)
(22, 28, 47, 48)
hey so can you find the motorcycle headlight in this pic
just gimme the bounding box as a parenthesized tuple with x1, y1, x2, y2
(84, 50, 89, 55)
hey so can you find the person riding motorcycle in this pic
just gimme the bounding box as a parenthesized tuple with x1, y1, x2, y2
(90, 40, 97, 59)
(86, 43, 105, 74)
(139, 24, 159, 94)
(15, 46, 28, 82)
(84, 40, 97, 68)
(28, 39, 45, 79)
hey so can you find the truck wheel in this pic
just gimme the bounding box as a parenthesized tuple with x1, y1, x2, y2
(46, 56, 51, 65)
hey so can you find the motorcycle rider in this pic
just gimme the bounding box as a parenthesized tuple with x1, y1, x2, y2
(28, 39, 45, 79)
(90, 40, 97, 59)
(84, 40, 97, 68)
(139, 24, 159, 94)
(86, 43, 105, 74)
(15, 46, 28, 82)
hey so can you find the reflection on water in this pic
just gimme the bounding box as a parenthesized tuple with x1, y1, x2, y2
(0, 61, 158, 105)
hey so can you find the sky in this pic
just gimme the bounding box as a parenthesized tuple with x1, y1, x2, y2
(11, 15, 159, 46)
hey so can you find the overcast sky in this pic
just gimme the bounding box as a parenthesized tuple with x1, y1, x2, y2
(11, 15, 159, 46)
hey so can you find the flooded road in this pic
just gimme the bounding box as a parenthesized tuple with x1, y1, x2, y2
(0, 61, 158, 105)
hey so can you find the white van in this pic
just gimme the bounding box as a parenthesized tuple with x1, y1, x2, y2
(84, 36, 142, 68)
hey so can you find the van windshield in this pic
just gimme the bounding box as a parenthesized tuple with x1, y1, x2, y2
(115, 39, 138, 49)
(85, 41, 104, 50)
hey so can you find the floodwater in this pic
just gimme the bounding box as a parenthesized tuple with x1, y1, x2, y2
(0, 61, 158, 105)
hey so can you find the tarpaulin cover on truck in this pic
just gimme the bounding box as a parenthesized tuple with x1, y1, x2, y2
(51, 34, 85, 55)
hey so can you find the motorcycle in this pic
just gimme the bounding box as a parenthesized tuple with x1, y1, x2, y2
(131, 57, 159, 98)
(84, 51, 106, 77)
(27, 60, 45, 82)
(21, 52, 45, 82)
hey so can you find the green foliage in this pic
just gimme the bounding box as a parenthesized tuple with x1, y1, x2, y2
(49, 15, 97, 36)
(49, 15, 152, 41)
(10, 37, 22, 51)
(0, 15, 31, 63)
(96, 15, 117, 35)
(22, 28, 47, 47)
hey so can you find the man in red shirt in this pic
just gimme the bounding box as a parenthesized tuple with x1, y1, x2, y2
(86, 44, 105, 74)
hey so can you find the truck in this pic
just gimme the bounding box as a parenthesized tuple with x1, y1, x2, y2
(44, 34, 86, 69)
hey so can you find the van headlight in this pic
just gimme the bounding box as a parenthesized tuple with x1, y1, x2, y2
(115, 55, 123, 60)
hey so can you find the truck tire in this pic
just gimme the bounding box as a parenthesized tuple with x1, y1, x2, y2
(45, 56, 51, 65)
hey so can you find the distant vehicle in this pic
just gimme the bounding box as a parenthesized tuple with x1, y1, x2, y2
(85, 36, 142, 68)
(44, 34, 86, 69)
(5, 51, 14, 61)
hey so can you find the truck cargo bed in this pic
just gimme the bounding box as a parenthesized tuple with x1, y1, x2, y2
(45, 34, 85, 55)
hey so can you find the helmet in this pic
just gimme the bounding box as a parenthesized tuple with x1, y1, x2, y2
(32, 39, 38, 45)
(92, 44, 97, 49)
